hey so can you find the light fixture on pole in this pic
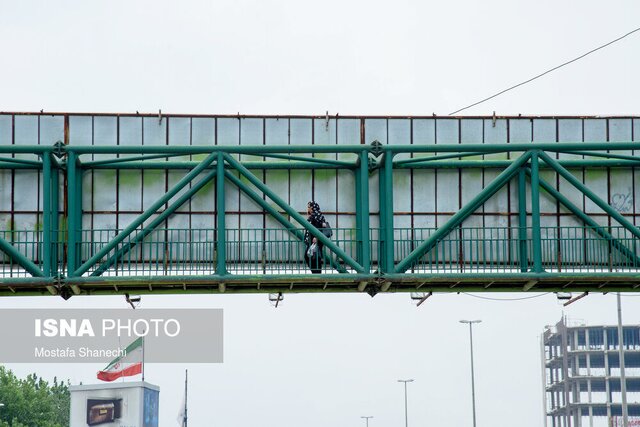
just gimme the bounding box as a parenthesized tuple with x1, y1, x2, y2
(397, 379, 414, 427)
(361, 415, 373, 427)
(460, 320, 482, 427)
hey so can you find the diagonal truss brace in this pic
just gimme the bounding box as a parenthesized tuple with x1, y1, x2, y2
(223, 153, 364, 273)
(527, 169, 640, 267)
(0, 236, 44, 277)
(90, 168, 218, 277)
(223, 171, 347, 273)
(394, 151, 533, 274)
(539, 152, 640, 241)
(72, 152, 218, 277)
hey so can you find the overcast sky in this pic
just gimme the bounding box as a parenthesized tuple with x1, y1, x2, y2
(1, 1, 640, 427)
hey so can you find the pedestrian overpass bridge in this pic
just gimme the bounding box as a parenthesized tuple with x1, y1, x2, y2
(1, 112, 640, 298)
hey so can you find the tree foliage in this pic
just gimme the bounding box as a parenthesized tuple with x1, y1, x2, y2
(0, 366, 69, 427)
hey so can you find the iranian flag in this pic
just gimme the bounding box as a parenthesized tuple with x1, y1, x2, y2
(97, 337, 144, 382)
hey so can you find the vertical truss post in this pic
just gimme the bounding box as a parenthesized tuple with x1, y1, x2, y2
(358, 150, 371, 272)
(42, 152, 52, 277)
(52, 158, 60, 276)
(518, 168, 528, 272)
(75, 160, 83, 271)
(67, 151, 79, 277)
(378, 152, 394, 273)
(378, 159, 387, 273)
(216, 153, 227, 275)
(530, 151, 543, 273)
(355, 166, 362, 264)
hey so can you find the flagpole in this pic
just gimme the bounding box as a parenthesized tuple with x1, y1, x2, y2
(142, 333, 145, 382)
(184, 369, 188, 427)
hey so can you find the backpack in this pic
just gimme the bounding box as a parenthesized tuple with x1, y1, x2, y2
(321, 220, 333, 238)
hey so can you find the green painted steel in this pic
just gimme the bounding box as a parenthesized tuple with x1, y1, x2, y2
(394, 151, 507, 165)
(394, 159, 640, 169)
(42, 153, 52, 277)
(518, 168, 528, 273)
(72, 152, 218, 277)
(222, 153, 365, 273)
(51, 158, 60, 277)
(358, 150, 371, 272)
(60, 142, 640, 154)
(530, 152, 543, 273)
(90, 168, 218, 277)
(216, 153, 227, 276)
(393, 151, 532, 274)
(539, 152, 640, 241)
(0, 235, 44, 278)
(378, 154, 388, 273)
(531, 170, 640, 267)
(0, 145, 53, 154)
(87, 161, 353, 170)
(3, 135, 640, 296)
(0, 157, 42, 166)
(8, 158, 640, 171)
(380, 153, 395, 273)
(66, 151, 79, 276)
(222, 171, 347, 273)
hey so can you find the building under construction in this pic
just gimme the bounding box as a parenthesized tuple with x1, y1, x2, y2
(543, 318, 640, 427)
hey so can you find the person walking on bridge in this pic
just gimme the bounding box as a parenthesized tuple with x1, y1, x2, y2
(304, 201, 325, 274)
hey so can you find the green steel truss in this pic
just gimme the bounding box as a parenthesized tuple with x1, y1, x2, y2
(2, 141, 640, 297)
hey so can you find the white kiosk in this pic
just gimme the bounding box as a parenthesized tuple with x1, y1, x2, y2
(69, 382, 159, 427)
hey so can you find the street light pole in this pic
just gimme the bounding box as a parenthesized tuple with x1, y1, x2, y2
(397, 379, 414, 427)
(361, 415, 373, 427)
(460, 320, 482, 427)
(617, 293, 629, 427)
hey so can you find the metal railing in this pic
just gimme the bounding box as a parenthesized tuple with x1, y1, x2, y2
(75, 227, 376, 276)
(0, 230, 44, 278)
(1, 225, 640, 278)
(399, 225, 640, 273)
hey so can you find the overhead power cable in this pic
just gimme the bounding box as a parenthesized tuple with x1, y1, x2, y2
(449, 26, 640, 115)
(462, 292, 551, 301)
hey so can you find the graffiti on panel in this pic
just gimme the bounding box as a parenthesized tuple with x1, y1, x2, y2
(611, 189, 633, 213)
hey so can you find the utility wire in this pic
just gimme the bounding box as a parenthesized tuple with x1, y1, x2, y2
(462, 292, 551, 301)
(462, 292, 640, 301)
(449, 26, 640, 115)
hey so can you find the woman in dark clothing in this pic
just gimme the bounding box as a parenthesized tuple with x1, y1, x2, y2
(304, 201, 325, 274)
